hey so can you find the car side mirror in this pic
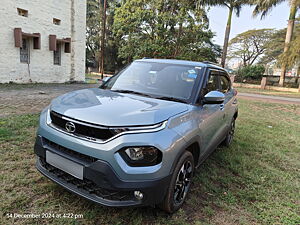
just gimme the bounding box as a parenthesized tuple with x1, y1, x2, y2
(103, 76, 110, 82)
(203, 91, 225, 104)
(99, 76, 111, 87)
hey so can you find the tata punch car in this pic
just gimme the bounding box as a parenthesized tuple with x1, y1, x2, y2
(34, 59, 238, 213)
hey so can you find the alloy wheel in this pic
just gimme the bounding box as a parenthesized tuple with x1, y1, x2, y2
(173, 160, 193, 205)
(227, 120, 235, 144)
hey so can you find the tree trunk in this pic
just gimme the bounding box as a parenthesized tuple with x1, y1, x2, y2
(173, 23, 182, 57)
(70, 0, 75, 81)
(296, 65, 300, 84)
(100, 0, 107, 79)
(98, 0, 102, 73)
(221, 7, 233, 68)
(279, 0, 297, 87)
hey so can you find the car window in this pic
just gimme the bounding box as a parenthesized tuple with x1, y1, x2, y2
(202, 71, 219, 96)
(101, 61, 202, 100)
(219, 73, 231, 93)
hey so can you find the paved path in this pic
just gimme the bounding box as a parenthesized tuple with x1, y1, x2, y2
(238, 92, 300, 105)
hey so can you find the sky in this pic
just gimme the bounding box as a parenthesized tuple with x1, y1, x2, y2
(207, 2, 291, 46)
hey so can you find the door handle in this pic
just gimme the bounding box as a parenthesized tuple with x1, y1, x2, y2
(220, 104, 225, 111)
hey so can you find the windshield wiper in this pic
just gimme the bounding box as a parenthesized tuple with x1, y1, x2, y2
(155, 96, 187, 103)
(111, 89, 152, 98)
(111, 90, 187, 103)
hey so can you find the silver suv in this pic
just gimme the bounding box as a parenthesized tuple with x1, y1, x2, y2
(34, 59, 238, 213)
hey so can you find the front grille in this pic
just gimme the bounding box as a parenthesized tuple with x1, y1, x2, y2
(40, 158, 134, 202)
(43, 138, 97, 163)
(50, 111, 115, 141)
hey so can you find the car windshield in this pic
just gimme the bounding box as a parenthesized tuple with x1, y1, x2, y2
(101, 61, 201, 102)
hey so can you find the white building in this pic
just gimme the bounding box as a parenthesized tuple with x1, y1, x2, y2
(0, 0, 86, 83)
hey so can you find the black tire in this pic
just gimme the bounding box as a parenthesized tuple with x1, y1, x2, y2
(223, 118, 236, 147)
(159, 151, 194, 213)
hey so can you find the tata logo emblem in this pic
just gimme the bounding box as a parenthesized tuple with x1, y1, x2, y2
(65, 121, 76, 133)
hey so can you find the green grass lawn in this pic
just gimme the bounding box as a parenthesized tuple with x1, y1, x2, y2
(1, 99, 299, 225)
(236, 87, 300, 99)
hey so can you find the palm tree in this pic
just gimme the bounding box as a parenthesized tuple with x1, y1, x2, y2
(278, 29, 300, 89)
(253, 0, 300, 86)
(199, 0, 251, 68)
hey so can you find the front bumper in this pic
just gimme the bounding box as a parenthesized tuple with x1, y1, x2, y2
(34, 136, 171, 207)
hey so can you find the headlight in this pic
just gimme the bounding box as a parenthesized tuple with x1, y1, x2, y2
(119, 147, 162, 167)
(109, 121, 168, 136)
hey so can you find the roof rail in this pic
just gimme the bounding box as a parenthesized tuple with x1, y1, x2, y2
(142, 57, 152, 59)
(202, 61, 221, 67)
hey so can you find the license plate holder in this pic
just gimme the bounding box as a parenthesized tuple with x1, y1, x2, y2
(46, 151, 83, 180)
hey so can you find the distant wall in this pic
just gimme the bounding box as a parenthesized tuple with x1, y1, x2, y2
(233, 83, 299, 93)
(0, 0, 86, 83)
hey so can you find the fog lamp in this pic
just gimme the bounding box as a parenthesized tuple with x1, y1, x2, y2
(134, 191, 144, 200)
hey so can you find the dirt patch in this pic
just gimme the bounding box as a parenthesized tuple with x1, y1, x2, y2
(0, 84, 98, 117)
(208, 207, 258, 225)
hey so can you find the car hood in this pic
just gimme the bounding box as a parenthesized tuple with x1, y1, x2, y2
(50, 88, 188, 126)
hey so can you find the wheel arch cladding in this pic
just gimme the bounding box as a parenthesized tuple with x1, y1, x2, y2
(185, 142, 200, 167)
(171, 141, 201, 174)
(234, 111, 238, 120)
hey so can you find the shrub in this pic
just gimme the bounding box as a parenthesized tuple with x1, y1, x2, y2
(236, 65, 265, 80)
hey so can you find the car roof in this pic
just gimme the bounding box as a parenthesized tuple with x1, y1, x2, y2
(135, 58, 224, 70)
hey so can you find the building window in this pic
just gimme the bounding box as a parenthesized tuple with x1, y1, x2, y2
(20, 38, 30, 63)
(54, 43, 61, 65)
(17, 8, 28, 17)
(53, 18, 61, 25)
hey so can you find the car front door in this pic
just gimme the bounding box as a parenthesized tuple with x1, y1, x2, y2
(219, 72, 235, 132)
(197, 69, 225, 156)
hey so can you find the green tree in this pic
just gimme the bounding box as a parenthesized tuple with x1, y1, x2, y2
(259, 28, 286, 65)
(253, 0, 300, 86)
(86, 0, 121, 73)
(278, 34, 300, 68)
(113, 0, 221, 63)
(228, 29, 274, 66)
(199, 0, 251, 68)
(86, 0, 102, 68)
(259, 22, 300, 65)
